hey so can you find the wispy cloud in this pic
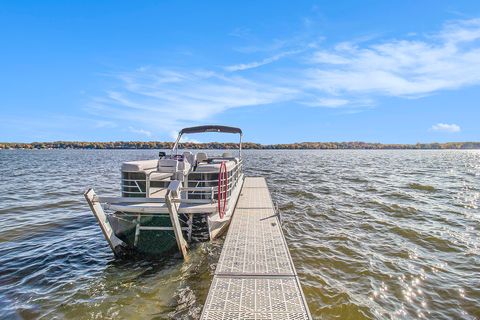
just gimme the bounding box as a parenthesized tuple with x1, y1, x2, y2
(94, 120, 117, 128)
(304, 19, 480, 99)
(224, 50, 300, 72)
(129, 126, 152, 137)
(89, 68, 296, 134)
(301, 97, 350, 108)
(430, 123, 461, 133)
(89, 18, 480, 135)
(228, 27, 251, 39)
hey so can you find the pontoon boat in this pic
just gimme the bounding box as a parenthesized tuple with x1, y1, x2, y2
(84, 125, 244, 258)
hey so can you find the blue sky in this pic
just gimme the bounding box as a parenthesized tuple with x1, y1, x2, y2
(1, 1, 480, 143)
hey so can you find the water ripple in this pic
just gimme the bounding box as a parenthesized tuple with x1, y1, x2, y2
(0, 149, 479, 319)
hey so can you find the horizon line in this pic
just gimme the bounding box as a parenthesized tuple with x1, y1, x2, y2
(2, 141, 480, 150)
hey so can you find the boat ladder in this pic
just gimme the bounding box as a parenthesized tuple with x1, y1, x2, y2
(84, 180, 191, 259)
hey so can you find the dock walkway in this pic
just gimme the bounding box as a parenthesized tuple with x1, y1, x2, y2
(201, 177, 312, 320)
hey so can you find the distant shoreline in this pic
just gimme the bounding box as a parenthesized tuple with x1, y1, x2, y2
(1, 141, 480, 150)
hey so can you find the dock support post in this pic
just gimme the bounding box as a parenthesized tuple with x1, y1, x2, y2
(84, 188, 126, 257)
(165, 180, 189, 259)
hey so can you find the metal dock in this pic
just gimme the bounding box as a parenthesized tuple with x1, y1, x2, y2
(201, 177, 312, 320)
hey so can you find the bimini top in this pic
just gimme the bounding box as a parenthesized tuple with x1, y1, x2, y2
(179, 125, 242, 135)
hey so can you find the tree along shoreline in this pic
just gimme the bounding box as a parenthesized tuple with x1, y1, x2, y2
(1, 141, 480, 150)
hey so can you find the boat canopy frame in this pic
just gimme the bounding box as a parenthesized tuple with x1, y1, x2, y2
(172, 125, 243, 157)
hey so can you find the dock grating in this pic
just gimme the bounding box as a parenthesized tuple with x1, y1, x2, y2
(216, 208, 294, 275)
(201, 177, 311, 320)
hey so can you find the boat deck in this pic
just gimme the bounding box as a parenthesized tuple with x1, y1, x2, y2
(201, 177, 312, 320)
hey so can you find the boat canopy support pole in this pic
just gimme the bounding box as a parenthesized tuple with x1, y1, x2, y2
(165, 180, 189, 260)
(84, 188, 126, 257)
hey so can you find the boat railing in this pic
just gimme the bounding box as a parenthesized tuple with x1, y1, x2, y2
(187, 159, 243, 194)
(120, 159, 243, 205)
(182, 160, 243, 204)
(179, 187, 215, 204)
(121, 177, 147, 196)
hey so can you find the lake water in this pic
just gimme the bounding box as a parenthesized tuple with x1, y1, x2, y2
(0, 149, 479, 319)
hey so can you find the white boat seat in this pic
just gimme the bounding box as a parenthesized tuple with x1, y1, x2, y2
(178, 158, 191, 174)
(183, 151, 196, 165)
(195, 160, 236, 172)
(222, 152, 232, 158)
(149, 172, 173, 181)
(121, 160, 158, 172)
(197, 152, 208, 162)
(158, 159, 178, 173)
(157, 157, 192, 177)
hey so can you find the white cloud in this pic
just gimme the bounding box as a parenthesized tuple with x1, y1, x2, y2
(302, 98, 350, 108)
(94, 120, 117, 128)
(228, 27, 251, 39)
(129, 126, 152, 137)
(224, 50, 300, 72)
(430, 123, 461, 133)
(304, 19, 480, 98)
(89, 18, 480, 135)
(310, 51, 351, 65)
(89, 68, 297, 135)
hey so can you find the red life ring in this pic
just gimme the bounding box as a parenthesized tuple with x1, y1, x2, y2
(217, 161, 228, 219)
